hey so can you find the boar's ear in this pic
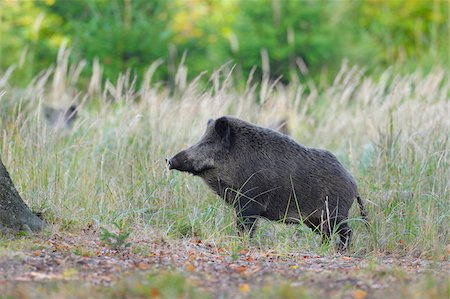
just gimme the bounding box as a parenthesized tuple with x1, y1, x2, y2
(66, 105, 77, 119)
(215, 117, 231, 149)
(44, 106, 53, 120)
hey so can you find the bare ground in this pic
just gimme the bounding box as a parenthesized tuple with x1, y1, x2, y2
(0, 232, 448, 299)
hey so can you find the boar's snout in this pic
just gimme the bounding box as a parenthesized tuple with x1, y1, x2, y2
(165, 157, 173, 169)
(167, 151, 192, 172)
(167, 147, 215, 176)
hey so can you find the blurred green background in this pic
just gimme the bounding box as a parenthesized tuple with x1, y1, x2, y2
(0, 0, 449, 85)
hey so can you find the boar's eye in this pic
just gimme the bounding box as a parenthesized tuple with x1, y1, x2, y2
(207, 119, 213, 126)
(215, 117, 231, 149)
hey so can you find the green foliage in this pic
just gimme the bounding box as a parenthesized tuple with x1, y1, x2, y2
(0, 0, 61, 83)
(0, 0, 448, 85)
(38, 0, 173, 82)
(100, 220, 132, 250)
(342, 0, 450, 72)
(228, 0, 344, 80)
(15, 230, 29, 237)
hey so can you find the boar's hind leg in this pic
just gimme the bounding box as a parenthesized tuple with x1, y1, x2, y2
(336, 221, 352, 252)
(305, 216, 353, 251)
(304, 218, 333, 246)
(322, 216, 353, 251)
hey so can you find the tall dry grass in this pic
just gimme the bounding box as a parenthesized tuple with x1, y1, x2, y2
(0, 47, 448, 256)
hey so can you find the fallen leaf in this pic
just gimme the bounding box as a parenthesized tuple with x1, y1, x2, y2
(150, 287, 160, 297)
(192, 238, 202, 244)
(290, 265, 299, 269)
(240, 249, 248, 255)
(137, 262, 148, 270)
(352, 289, 368, 299)
(33, 250, 41, 256)
(246, 256, 255, 262)
(239, 283, 250, 293)
(186, 263, 195, 272)
(342, 256, 352, 260)
(188, 251, 196, 261)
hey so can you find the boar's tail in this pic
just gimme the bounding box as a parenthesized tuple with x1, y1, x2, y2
(356, 195, 369, 227)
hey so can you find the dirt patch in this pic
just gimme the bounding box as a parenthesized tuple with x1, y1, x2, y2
(0, 233, 448, 298)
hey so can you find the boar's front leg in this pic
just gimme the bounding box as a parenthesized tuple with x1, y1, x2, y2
(236, 215, 258, 237)
(234, 199, 262, 238)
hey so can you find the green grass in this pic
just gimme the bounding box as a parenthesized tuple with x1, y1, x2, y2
(0, 50, 448, 260)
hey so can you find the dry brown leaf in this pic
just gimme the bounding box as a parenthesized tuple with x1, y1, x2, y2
(188, 251, 196, 261)
(150, 287, 161, 297)
(352, 289, 368, 299)
(239, 283, 250, 293)
(342, 256, 352, 260)
(186, 263, 195, 272)
(192, 238, 202, 244)
(137, 262, 148, 270)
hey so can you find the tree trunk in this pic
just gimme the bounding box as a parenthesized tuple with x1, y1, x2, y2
(0, 156, 44, 232)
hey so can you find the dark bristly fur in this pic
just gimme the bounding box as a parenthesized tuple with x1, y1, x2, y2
(168, 116, 367, 251)
(44, 105, 78, 129)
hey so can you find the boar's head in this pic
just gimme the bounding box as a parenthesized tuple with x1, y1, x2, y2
(167, 117, 232, 176)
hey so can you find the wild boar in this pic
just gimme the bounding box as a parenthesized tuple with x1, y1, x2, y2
(167, 116, 367, 250)
(44, 105, 78, 130)
(268, 118, 290, 135)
